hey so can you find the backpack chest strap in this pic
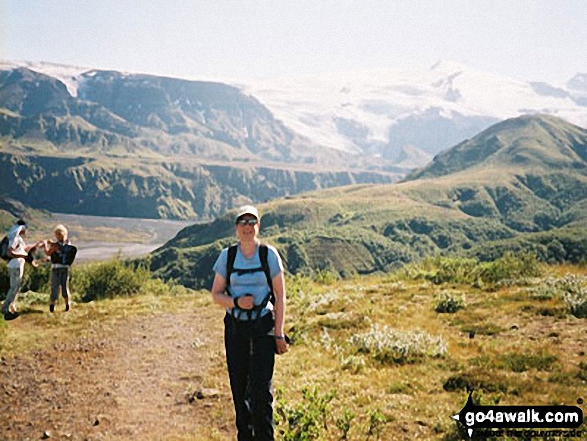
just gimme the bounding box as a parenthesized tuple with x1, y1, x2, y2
(233, 266, 265, 276)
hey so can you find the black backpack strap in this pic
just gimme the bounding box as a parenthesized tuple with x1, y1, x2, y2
(225, 244, 238, 289)
(225, 245, 239, 319)
(259, 244, 274, 304)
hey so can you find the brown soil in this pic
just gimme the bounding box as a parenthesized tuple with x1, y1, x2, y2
(0, 308, 235, 441)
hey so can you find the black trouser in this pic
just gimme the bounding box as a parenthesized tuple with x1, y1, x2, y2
(50, 267, 70, 302)
(224, 312, 275, 441)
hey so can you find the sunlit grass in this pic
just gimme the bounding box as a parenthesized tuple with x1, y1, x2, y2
(1, 258, 585, 439)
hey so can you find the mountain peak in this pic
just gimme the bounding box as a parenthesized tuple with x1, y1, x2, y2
(406, 114, 587, 180)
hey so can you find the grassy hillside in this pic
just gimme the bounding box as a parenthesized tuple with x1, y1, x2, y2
(149, 115, 587, 289)
(0, 196, 52, 234)
(0, 150, 399, 220)
(406, 114, 587, 180)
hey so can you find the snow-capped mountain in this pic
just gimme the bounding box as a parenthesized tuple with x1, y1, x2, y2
(242, 60, 587, 161)
(2, 59, 586, 168)
(0, 60, 91, 97)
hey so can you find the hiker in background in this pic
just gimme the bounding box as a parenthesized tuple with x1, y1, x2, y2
(42, 224, 75, 312)
(1, 220, 43, 320)
(211, 205, 288, 441)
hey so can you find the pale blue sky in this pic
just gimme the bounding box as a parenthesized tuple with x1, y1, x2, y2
(1, 0, 585, 83)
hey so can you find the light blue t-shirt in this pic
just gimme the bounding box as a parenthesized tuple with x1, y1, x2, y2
(213, 243, 284, 320)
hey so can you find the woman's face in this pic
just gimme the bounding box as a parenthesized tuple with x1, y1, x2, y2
(55, 231, 65, 242)
(235, 216, 259, 243)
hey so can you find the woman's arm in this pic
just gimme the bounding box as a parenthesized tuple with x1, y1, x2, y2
(211, 273, 235, 309)
(8, 245, 28, 259)
(272, 272, 288, 353)
(44, 241, 59, 255)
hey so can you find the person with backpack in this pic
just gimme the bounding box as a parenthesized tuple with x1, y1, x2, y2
(211, 205, 288, 441)
(42, 224, 76, 312)
(1, 220, 43, 320)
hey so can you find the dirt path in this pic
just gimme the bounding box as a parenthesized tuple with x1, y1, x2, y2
(0, 308, 236, 441)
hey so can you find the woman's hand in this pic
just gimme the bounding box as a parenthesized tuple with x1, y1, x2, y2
(275, 337, 288, 355)
(236, 295, 254, 310)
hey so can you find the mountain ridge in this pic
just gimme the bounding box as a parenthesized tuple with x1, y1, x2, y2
(405, 114, 587, 180)
(0, 63, 404, 219)
(148, 114, 587, 288)
(0, 66, 329, 163)
(5, 59, 587, 166)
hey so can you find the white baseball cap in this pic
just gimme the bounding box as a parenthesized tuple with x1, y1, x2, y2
(235, 205, 259, 221)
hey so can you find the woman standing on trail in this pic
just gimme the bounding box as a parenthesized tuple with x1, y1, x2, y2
(42, 224, 73, 313)
(1, 220, 42, 320)
(211, 205, 288, 441)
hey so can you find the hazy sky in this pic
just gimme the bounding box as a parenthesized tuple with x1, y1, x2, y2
(1, 0, 585, 84)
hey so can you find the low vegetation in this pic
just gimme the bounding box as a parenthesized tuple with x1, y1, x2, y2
(0, 257, 191, 309)
(434, 290, 466, 313)
(349, 324, 447, 364)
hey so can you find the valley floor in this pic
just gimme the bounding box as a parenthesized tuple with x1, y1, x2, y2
(43, 214, 193, 261)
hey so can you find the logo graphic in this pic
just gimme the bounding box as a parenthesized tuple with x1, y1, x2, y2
(452, 391, 583, 439)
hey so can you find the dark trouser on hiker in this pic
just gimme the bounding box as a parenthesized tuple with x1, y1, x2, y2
(51, 267, 70, 302)
(224, 312, 275, 441)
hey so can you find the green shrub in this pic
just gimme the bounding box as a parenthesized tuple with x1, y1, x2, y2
(397, 256, 477, 284)
(528, 274, 587, 317)
(498, 352, 558, 373)
(276, 387, 385, 440)
(349, 324, 447, 364)
(74, 258, 150, 302)
(2, 258, 184, 303)
(21, 263, 51, 293)
(275, 387, 335, 441)
(528, 279, 560, 300)
(367, 409, 388, 439)
(336, 407, 356, 440)
(564, 290, 587, 318)
(11, 290, 50, 309)
(395, 253, 541, 286)
(554, 274, 587, 294)
(434, 290, 465, 313)
(431, 257, 478, 284)
(313, 269, 339, 285)
(476, 252, 541, 284)
(0, 262, 51, 299)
